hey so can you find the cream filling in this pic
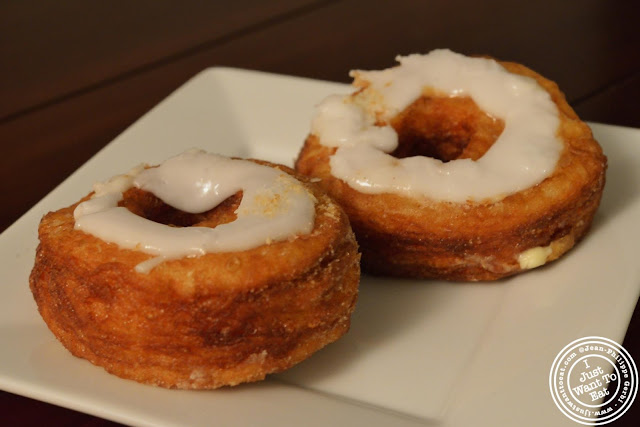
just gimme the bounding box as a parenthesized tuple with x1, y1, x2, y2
(311, 49, 562, 203)
(74, 150, 316, 273)
(518, 245, 553, 269)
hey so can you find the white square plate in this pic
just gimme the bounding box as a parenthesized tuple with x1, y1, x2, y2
(1, 68, 639, 426)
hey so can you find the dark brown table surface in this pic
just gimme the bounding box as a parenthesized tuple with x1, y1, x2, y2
(2, 1, 640, 425)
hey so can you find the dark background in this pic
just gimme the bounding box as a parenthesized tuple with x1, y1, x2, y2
(2, 1, 639, 425)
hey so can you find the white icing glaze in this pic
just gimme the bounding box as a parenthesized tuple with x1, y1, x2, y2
(311, 49, 563, 203)
(74, 150, 316, 272)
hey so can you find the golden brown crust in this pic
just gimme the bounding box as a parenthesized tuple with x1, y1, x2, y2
(295, 61, 606, 281)
(29, 161, 360, 388)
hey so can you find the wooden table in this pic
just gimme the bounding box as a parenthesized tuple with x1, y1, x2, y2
(2, 1, 639, 425)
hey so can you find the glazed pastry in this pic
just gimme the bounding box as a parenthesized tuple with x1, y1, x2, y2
(296, 49, 606, 281)
(30, 150, 360, 388)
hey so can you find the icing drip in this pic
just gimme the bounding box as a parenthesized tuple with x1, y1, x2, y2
(312, 49, 562, 203)
(74, 150, 316, 272)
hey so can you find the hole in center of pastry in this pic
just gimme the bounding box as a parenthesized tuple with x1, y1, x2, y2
(119, 188, 241, 227)
(389, 95, 505, 162)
